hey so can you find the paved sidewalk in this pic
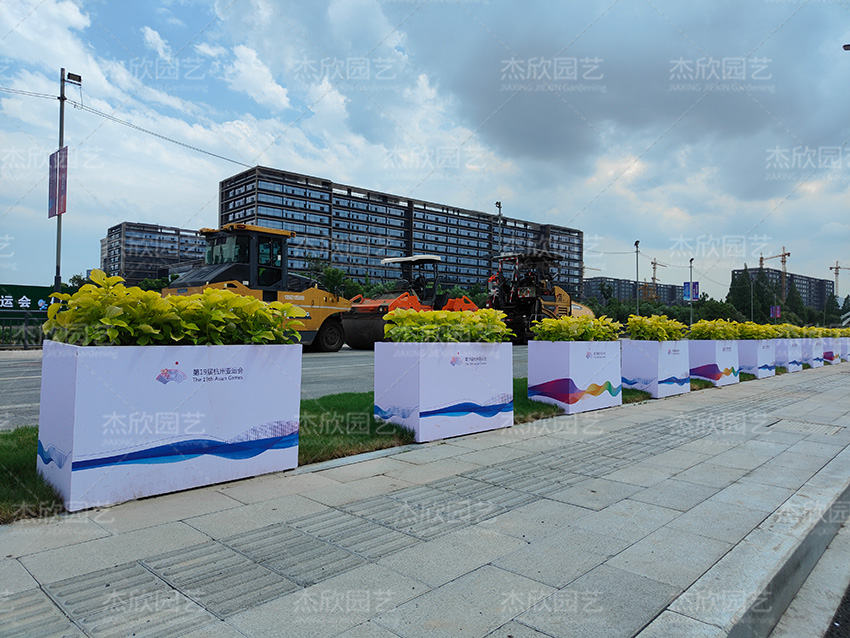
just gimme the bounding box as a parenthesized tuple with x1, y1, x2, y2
(3, 364, 850, 637)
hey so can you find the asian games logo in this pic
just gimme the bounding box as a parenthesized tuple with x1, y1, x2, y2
(450, 354, 463, 367)
(156, 363, 187, 385)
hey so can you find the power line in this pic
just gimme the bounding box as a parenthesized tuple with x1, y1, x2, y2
(0, 86, 56, 100)
(66, 99, 252, 168)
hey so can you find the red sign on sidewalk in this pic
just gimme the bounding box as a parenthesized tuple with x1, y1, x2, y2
(48, 146, 68, 219)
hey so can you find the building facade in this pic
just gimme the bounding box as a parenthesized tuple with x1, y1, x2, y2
(101, 222, 206, 286)
(219, 167, 584, 296)
(582, 276, 685, 306)
(732, 267, 835, 310)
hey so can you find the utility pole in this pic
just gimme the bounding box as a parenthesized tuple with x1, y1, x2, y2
(53, 68, 81, 293)
(689, 257, 694, 326)
(495, 201, 502, 256)
(634, 240, 640, 316)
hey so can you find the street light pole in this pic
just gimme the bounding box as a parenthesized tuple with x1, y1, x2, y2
(635, 240, 640, 316)
(689, 257, 694, 326)
(495, 201, 502, 256)
(53, 68, 81, 293)
(53, 68, 67, 294)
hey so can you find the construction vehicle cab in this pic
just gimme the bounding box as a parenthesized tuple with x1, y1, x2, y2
(163, 223, 351, 351)
(486, 250, 592, 343)
(341, 255, 477, 350)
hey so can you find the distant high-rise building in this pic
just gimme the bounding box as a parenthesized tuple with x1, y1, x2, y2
(101, 222, 206, 286)
(731, 267, 834, 310)
(219, 167, 584, 296)
(582, 277, 684, 306)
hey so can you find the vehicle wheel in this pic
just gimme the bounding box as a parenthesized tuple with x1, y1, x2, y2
(314, 319, 345, 352)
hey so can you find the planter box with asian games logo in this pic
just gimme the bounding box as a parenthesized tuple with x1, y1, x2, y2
(823, 338, 839, 365)
(801, 338, 824, 368)
(775, 339, 803, 373)
(689, 340, 739, 387)
(621, 340, 690, 399)
(738, 340, 776, 379)
(527, 340, 622, 414)
(37, 340, 301, 511)
(373, 342, 513, 443)
(841, 338, 850, 363)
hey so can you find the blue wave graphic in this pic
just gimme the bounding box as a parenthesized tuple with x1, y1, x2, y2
(420, 401, 513, 418)
(72, 433, 298, 471)
(375, 405, 417, 420)
(622, 376, 653, 387)
(758, 364, 775, 371)
(38, 440, 70, 469)
(659, 376, 690, 386)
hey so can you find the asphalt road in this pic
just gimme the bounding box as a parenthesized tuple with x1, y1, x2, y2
(0, 345, 529, 430)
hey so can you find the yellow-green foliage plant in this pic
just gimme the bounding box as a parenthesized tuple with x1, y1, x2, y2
(736, 322, 779, 340)
(687, 319, 740, 340)
(43, 269, 306, 346)
(530, 315, 622, 342)
(801, 326, 826, 339)
(626, 315, 687, 341)
(775, 323, 802, 339)
(383, 308, 513, 343)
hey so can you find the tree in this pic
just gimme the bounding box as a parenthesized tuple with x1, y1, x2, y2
(67, 273, 89, 291)
(726, 269, 752, 320)
(139, 274, 178, 291)
(824, 293, 841, 326)
(785, 282, 806, 320)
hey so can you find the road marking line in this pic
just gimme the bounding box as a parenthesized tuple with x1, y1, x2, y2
(0, 375, 41, 380)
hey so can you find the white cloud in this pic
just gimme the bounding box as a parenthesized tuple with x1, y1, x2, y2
(195, 42, 227, 58)
(224, 45, 290, 111)
(141, 26, 172, 61)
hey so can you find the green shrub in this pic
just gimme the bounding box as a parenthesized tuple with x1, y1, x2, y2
(736, 321, 778, 340)
(626, 314, 686, 341)
(43, 269, 306, 346)
(687, 319, 739, 340)
(530, 315, 622, 341)
(382, 308, 513, 343)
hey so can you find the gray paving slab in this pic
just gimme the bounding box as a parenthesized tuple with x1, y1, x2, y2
(0, 588, 87, 638)
(573, 499, 681, 543)
(634, 611, 727, 637)
(673, 462, 750, 489)
(666, 499, 769, 544)
(373, 565, 554, 638)
(476, 499, 593, 541)
(547, 478, 642, 510)
(491, 532, 607, 588)
(516, 564, 680, 638)
(0, 557, 39, 596)
(606, 525, 732, 589)
(377, 526, 526, 587)
(710, 481, 795, 514)
(630, 479, 719, 511)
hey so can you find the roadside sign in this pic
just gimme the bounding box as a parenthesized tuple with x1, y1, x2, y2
(48, 146, 68, 219)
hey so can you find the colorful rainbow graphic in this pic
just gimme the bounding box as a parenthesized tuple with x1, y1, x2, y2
(689, 364, 739, 381)
(528, 378, 621, 405)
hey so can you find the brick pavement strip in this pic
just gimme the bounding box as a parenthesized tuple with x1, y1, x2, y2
(0, 365, 849, 637)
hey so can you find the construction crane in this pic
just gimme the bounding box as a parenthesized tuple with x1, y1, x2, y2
(582, 265, 601, 278)
(759, 246, 791, 302)
(830, 261, 850, 298)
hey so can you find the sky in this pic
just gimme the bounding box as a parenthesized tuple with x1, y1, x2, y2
(2, 0, 850, 301)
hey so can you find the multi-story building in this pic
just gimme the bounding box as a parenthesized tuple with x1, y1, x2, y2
(582, 276, 684, 306)
(218, 167, 584, 296)
(731, 267, 835, 309)
(100, 222, 206, 286)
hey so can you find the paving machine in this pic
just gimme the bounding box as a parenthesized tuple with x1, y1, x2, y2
(485, 250, 594, 343)
(162, 223, 351, 351)
(341, 254, 477, 350)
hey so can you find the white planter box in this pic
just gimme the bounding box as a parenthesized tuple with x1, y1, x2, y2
(841, 337, 850, 362)
(802, 338, 824, 368)
(775, 339, 803, 373)
(689, 340, 740, 386)
(621, 340, 690, 399)
(374, 342, 513, 443)
(38, 340, 301, 511)
(528, 340, 622, 414)
(823, 338, 839, 365)
(738, 340, 776, 379)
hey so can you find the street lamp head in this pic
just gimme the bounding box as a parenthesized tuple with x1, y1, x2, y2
(634, 240, 640, 248)
(689, 257, 694, 265)
(844, 44, 850, 51)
